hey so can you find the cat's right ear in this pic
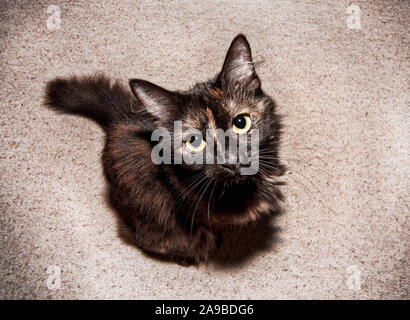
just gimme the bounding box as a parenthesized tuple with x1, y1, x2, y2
(129, 79, 178, 124)
(216, 34, 260, 92)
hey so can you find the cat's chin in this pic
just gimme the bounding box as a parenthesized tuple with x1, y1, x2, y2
(206, 167, 253, 184)
(211, 174, 249, 184)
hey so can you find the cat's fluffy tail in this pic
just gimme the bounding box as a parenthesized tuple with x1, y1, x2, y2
(44, 74, 138, 130)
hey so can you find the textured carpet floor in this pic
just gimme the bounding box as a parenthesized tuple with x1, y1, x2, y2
(0, 0, 409, 299)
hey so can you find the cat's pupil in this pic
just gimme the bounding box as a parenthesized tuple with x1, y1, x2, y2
(189, 134, 202, 147)
(233, 115, 246, 129)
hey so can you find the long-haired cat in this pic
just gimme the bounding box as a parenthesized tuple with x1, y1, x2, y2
(44, 34, 285, 265)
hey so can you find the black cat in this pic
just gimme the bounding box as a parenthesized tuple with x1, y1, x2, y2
(44, 34, 285, 265)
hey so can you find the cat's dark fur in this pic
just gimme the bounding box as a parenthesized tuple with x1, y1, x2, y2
(44, 34, 285, 265)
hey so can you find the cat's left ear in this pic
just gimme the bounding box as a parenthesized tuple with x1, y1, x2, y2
(217, 34, 260, 91)
(129, 79, 179, 124)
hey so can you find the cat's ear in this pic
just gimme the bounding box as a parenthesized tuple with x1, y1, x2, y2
(129, 79, 178, 123)
(217, 34, 260, 91)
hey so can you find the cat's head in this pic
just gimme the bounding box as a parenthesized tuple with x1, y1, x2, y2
(129, 34, 284, 185)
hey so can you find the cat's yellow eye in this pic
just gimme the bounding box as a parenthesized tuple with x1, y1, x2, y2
(185, 134, 206, 152)
(232, 114, 251, 134)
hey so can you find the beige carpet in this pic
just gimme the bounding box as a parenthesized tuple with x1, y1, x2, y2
(0, 0, 409, 299)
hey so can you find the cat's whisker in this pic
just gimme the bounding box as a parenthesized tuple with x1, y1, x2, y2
(258, 154, 347, 196)
(258, 153, 332, 178)
(180, 174, 209, 231)
(283, 170, 339, 217)
(258, 159, 340, 216)
(174, 173, 207, 216)
(190, 178, 213, 237)
(207, 180, 217, 233)
(259, 159, 315, 187)
(172, 174, 206, 220)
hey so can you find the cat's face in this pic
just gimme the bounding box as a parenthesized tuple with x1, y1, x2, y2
(130, 34, 283, 185)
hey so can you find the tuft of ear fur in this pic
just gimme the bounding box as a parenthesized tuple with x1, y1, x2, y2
(218, 34, 260, 91)
(129, 79, 178, 123)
